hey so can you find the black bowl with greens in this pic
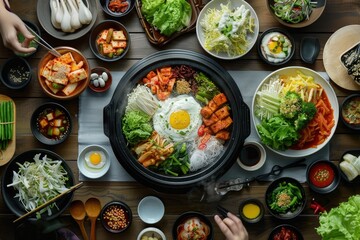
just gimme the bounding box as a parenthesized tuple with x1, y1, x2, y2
(15, 20, 40, 58)
(265, 177, 306, 220)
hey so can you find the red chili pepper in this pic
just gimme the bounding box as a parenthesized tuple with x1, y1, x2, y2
(310, 198, 326, 214)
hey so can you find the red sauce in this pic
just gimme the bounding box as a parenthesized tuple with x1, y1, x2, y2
(309, 162, 335, 188)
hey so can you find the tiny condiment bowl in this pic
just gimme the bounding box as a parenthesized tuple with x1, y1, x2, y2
(268, 224, 304, 240)
(30, 102, 72, 145)
(137, 227, 166, 240)
(257, 28, 295, 66)
(306, 160, 340, 194)
(99, 0, 135, 18)
(137, 196, 165, 224)
(340, 94, 360, 131)
(89, 67, 112, 93)
(265, 177, 306, 220)
(77, 145, 111, 179)
(239, 198, 265, 224)
(237, 141, 266, 171)
(0, 57, 32, 90)
(100, 201, 132, 233)
(89, 20, 130, 62)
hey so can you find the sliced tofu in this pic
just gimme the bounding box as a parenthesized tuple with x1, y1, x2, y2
(45, 80, 60, 94)
(111, 40, 127, 49)
(102, 43, 114, 54)
(71, 61, 84, 71)
(52, 60, 71, 73)
(50, 71, 69, 85)
(58, 52, 75, 64)
(41, 67, 52, 80)
(112, 30, 126, 40)
(44, 60, 54, 69)
(62, 82, 78, 96)
(67, 68, 88, 83)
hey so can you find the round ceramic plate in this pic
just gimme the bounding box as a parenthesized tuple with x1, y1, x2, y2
(37, 0, 98, 41)
(196, 0, 259, 60)
(323, 25, 360, 91)
(252, 66, 339, 158)
(77, 145, 110, 179)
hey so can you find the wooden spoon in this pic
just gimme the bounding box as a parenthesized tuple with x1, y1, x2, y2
(85, 198, 101, 240)
(69, 200, 88, 240)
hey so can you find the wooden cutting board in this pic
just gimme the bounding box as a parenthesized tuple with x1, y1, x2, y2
(323, 25, 360, 91)
(0, 95, 16, 167)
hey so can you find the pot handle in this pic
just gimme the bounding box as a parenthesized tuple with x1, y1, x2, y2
(103, 103, 112, 138)
(240, 101, 251, 139)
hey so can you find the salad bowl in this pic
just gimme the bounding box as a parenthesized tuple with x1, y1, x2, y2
(196, 0, 259, 60)
(252, 66, 339, 158)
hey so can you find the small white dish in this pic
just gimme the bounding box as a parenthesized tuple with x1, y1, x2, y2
(237, 141, 266, 171)
(138, 196, 165, 224)
(137, 227, 166, 240)
(77, 145, 110, 179)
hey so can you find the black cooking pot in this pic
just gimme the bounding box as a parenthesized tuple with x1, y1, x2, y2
(103, 50, 250, 193)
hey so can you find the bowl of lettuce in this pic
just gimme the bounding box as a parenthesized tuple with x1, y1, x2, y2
(196, 0, 259, 60)
(316, 195, 360, 240)
(252, 66, 339, 158)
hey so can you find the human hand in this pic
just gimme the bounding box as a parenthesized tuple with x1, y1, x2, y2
(0, 0, 36, 53)
(214, 212, 249, 240)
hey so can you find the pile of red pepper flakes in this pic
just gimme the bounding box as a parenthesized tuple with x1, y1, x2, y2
(310, 198, 326, 214)
(108, 0, 129, 13)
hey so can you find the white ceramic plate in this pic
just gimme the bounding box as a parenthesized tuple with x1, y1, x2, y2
(77, 145, 110, 179)
(252, 66, 339, 158)
(196, 0, 259, 60)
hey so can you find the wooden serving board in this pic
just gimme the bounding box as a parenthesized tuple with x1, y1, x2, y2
(0, 95, 16, 167)
(323, 25, 360, 91)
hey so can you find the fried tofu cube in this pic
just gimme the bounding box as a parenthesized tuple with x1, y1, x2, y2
(200, 106, 213, 119)
(202, 114, 220, 127)
(39, 118, 48, 128)
(210, 116, 233, 133)
(213, 93, 228, 106)
(215, 130, 230, 141)
(208, 100, 218, 112)
(112, 30, 126, 40)
(204, 127, 213, 135)
(68, 68, 88, 83)
(214, 106, 230, 120)
(46, 112, 54, 121)
(222, 116, 233, 128)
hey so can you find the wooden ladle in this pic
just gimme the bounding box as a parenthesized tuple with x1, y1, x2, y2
(69, 200, 88, 240)
(85, 198, 101, 240)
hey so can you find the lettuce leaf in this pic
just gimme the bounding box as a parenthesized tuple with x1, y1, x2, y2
(141, 0, 164, 22)
(316, 195, 360, 240)
(122, 110, 153, 145)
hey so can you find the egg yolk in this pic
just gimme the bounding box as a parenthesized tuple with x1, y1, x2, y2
(268, 41, 282, 54)
(169, 110, 190, 129)
(89, 152, 102, 165)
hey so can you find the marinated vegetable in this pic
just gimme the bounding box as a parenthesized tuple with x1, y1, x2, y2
(96, 28, 127, 58)
(271, 0, 315, 24)
(268, 181, 303, 214)
(36, 107, 71, 140)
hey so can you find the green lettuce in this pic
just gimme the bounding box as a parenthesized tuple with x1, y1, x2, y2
(316, 195, 360, 240)
(122, 110, 153, 145)
(141, 0, 164, 22)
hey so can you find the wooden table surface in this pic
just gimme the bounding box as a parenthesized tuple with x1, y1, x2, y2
(0, 0, 359, 239)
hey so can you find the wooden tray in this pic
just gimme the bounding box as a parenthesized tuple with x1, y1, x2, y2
(135, 0, 203, 46)
(323, 25, 360, 91)
(0, 95, 16, 167)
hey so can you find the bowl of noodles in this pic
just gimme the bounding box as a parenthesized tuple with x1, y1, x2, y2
(103, 49, 250, 193)
(252, 66, 338, 158)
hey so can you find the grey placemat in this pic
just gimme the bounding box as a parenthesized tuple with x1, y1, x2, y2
(79, 71, 330, 182)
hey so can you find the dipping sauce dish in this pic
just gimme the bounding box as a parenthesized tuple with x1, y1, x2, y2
(237, 141, 266, 171)
(100, 201, 132, 233)
(239, 198, 264, 224)
(306, 160, 340, 194)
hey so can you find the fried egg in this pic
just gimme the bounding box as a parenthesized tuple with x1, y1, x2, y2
(153, 95, 202, 142)
(261, 32, 292, 63)
(84, 150, 107, 169)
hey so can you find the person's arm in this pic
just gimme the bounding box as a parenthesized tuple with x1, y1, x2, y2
(0, 0, 35, 53)
(214, 212, 249, 240)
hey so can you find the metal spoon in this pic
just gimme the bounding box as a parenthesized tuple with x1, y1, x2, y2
(69, 200, 88, 240)
(85, 198, 101, 240)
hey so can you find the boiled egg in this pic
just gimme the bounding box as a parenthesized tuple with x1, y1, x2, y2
(153, 95, 202, 142)
(84, 150, 107, 169)
(261, 32, 292, 63)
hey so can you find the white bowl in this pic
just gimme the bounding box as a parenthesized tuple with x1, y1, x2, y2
(77, 145, 110, 179)
(138, 196, 165, 224)
(196, 0, 259, 60)
(137, 227, 166, 240)
(237, 141, 266, 171)
(252, 66, 339, 158)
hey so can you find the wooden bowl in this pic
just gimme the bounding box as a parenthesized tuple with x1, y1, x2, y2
(37, 46, 90, 100)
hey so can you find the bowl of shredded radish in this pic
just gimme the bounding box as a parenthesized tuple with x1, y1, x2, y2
(1, 149, 74, 220)
(196, 0, 259, 60)
(252, 66, 338, 158)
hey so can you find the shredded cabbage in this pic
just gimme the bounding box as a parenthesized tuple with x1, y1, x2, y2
(7, 153, 69, 217)
(200, 3, 255, 57)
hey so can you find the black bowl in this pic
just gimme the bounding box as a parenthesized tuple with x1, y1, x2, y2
(15, 20, 40, 58)
(0, 57, 32, 89)
(1, 149, 74, 221)
(306, 160, 340, 194)
(268, 224, 304, 240)
(265, 177, 306, 220)
(340, 94, 360, 131)
(172, 211, 213, 240)
(89, 20, 130, 62)
(99, 0, 135, 18)
(100, 201, 132, 233)
(239, 198, 265, 224)
(30, 102, 72, 145)
(339, 150, 360, 182)
(257, 28, 295, 66)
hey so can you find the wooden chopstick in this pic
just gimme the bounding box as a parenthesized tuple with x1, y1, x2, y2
(13, 182, 84, 223)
